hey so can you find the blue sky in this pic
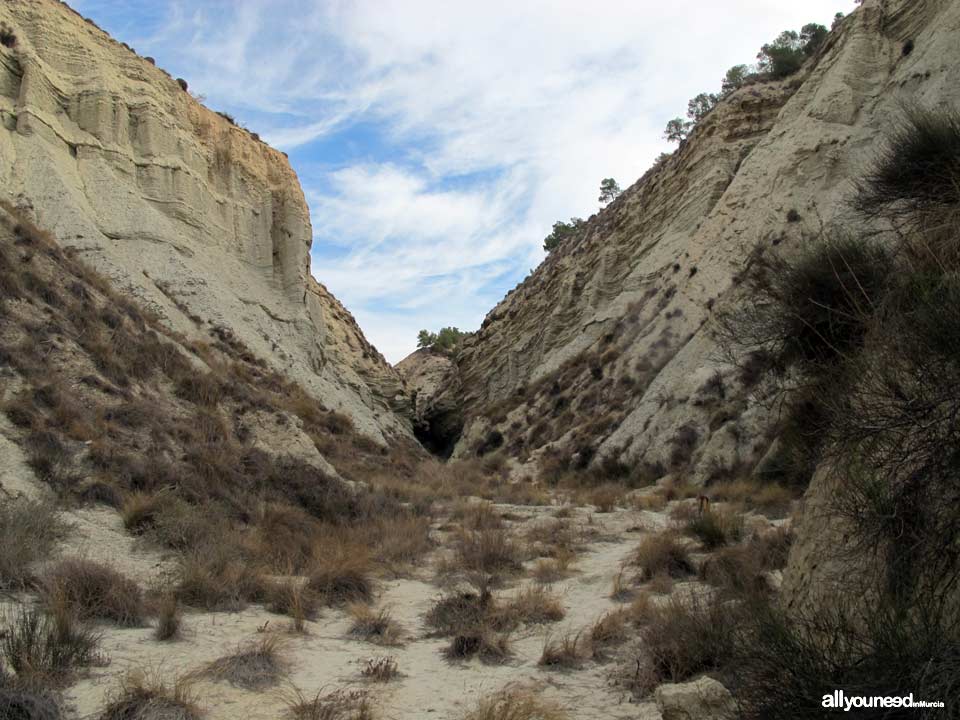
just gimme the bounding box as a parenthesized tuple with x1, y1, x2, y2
(71, 0, 857, 363)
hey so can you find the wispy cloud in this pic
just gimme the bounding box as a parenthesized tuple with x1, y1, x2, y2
(79, 0, 858, 362)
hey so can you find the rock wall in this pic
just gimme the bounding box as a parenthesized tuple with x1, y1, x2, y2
(443, 0, 960, 485)
(0, 0, 411, 442)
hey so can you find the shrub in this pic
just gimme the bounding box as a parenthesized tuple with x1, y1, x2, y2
(41, 559, 144, 627)
(176, 547, 266, 611)
(99, 671, 200, 720)
(539, 631, 588, 669)
(542, 218, 585, 252)
(199, 635, 287, 690)
(683, 509, 744, 549)
(0, 672, 62, 720)
(361, 656, 399, 682)
(285, 687, 372, 720)
(854, 106, 960, 229)
(701, 528, 792, 596)
(453, 528, 523, 577)
(633, 595, 738, 695)
(176, 78, 188, 91)
(731, 596, 960, 720)
(307, 548, 373, 605)
(590, 609, 629, 658)
(718, 235, 891, 373)
(1, 606, 100, 681)
(444, 630, 511, 663)
(267, 580, 320, 628)
(631, 532, 693, 581)
(348, 604, 403, 646)
(153, 594, 181, 642)
(425, 588, 492, 637)
(502, 585, 565, 625)
(0, 496, 66, 590)
(462, 685, 568, 720)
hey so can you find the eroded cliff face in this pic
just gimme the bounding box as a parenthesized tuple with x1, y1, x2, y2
(438, 0, 959, 488)
(0, 0, 410, 442)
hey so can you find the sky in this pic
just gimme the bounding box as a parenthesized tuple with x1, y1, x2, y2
(72, 0, 858, 363)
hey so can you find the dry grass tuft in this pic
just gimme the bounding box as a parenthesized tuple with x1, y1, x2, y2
(630, 492, 667, 512)
(360, 656, 399, 682)
(42, 559, 144, 627)
(286, 687, 373, 720)
(682, 508, 744, 549)
(708, 479, 795, 517)
(99, 670, 200, 720)
(631, 595, 737, 695)
(701, 527, 793, 595)
(539, 630, 589, 669)
(502, 585, 565, 625)
(307, 548, 374, 606)
(530, 553, 574, 584)
(584, 483, 624, 512)
(154, 594, 181, 642)
(462, 685, 568, 720)
(267, 580, 320, 632)
(348, 605, 404, 646)
(198, 635, 287, 690)
(1, 605, 100, 683)
(425, 588, 493, 637)
(452, 500, 504, 530)
(590, 609, 629, 658)
(444, 630, 512, 663)
(0, 495, 66, 590)
(452, 528, 523, 577)
(176, 547, 267, 611)
(0, 668, 62, 720)
(631, 532, 693, 582)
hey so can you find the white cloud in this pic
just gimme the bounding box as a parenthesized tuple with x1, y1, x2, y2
(84, 0, 859, 362)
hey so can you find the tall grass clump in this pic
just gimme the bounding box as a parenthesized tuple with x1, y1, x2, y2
(0, 496, 66, 590)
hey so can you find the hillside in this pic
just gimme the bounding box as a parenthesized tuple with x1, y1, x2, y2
(0, 0, 410, 443)
(415, 0, 958, 487)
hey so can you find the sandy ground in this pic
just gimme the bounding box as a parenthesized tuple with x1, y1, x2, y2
(44, 502, 674, 720)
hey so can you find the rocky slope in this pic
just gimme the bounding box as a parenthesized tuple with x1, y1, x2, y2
(0, 0, 410, 443)
(408, 0, 959, 487)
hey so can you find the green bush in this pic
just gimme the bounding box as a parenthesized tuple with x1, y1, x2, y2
(417, 326, 467, 352)
(854, 107, 960, 230)
(542, 218, 585, 252)
(732, 596, 959, 720)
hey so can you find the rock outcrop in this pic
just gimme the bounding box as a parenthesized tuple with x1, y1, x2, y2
(0, 0, 410, 442)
